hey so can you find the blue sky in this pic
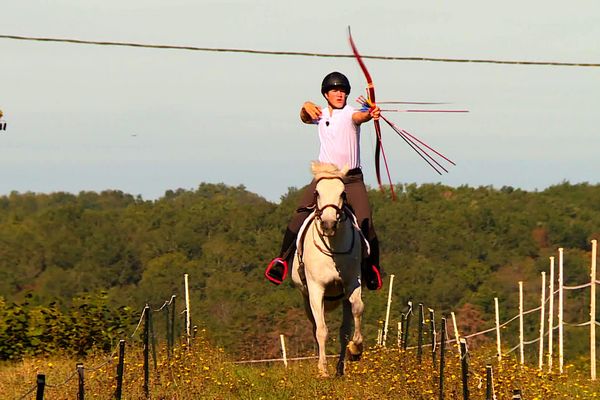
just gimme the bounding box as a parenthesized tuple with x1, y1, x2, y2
(1, 1, 599, 202)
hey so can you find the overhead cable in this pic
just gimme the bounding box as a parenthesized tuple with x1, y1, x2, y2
(1, 34, 599, 67)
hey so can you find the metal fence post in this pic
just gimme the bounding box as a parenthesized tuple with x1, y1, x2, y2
(149, 308, 158, 378)
(115, 340, 125, 400)
(77, 363, 84, 400)
(403, 301, 413, 350)
(460, 339, 469, 400)
(399, 313, 405, 349)
(170, 295, 177, 350)
(36, 374, 45, 400)
(417, 303, 424, 364)
(143, 305, 150, 398)
(439, 318, 447, 400)
(485, 364, 494, 400)
(165, 301, 171, 360)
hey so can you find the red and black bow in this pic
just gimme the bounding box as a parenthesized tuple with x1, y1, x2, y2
(348, 27, 459, 200)
(348, 27, 396, 200)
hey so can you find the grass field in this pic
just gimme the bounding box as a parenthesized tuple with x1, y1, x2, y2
(2, 331, 599, 399)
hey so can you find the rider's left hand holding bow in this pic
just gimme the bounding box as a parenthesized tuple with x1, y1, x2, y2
(369, 105, 380, 121)
(352, 103, 380, 125)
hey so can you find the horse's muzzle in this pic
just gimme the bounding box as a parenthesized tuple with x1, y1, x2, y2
(320, 219, 338, 236)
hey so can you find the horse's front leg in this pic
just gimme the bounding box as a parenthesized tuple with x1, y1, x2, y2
(336, 299, 353, 376)
(346, 286, 364, 361)
(307, 286, 329, 377)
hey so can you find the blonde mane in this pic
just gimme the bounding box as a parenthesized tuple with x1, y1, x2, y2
(311, 161, 349, 180)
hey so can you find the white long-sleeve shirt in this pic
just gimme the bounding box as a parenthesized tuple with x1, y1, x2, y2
(316, 105, 361, 170)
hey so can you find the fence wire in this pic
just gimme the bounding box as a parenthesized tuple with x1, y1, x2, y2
(154, 295, 176, 312)
(45, 370, 78, 389)
(15, 294, 178, 399)
(17, 385, 36, 400)
(131, 306, 148, 338)
(563, 282, 592, 290)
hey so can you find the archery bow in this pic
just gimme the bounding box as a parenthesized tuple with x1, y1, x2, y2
(349, 27, 459, 185)
(348, 27, 397, 200)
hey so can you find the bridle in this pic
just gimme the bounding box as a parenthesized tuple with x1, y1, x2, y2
(312, 176, 355, 256)
(314, 198, 347, 224)
(313, 176, 347, 224)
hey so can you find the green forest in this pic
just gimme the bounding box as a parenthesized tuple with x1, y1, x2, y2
(0, 181, 598, 362)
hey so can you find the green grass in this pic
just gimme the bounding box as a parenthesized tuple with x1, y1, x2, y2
(2, 331, 599, 399)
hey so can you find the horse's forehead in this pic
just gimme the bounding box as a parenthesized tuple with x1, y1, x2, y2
(316, 177, 344, 199)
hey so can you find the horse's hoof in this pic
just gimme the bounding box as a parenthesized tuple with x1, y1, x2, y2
(346, 341, 363, 361)
(336, 362, 345, 376)
(318, 371, 330, 378)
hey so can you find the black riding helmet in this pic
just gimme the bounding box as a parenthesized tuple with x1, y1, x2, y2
(321, 72, 351, 95)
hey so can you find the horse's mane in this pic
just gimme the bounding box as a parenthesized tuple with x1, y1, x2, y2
(311, 161, 349, 180)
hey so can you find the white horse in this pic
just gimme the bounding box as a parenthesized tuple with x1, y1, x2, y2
(291, 161, 365, 377)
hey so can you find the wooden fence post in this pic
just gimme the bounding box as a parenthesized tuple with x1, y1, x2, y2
(539, 271, 546, 370)
(383, 274, 394, 346)
(417, 303, 424, 364)
(590, 239, 597, 381)
(184, 274, 191, 349)
(558, 247, 564, 374)
(519, 281, 524, 365)
(494, 297, 501, 362)
(280, 334, 288, 368)
(548, 256, 555, 372)
(451, 311, 461, 357)
(429, 308, 437, 367)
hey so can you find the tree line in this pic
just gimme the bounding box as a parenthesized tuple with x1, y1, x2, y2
(0, 181, 598, 360)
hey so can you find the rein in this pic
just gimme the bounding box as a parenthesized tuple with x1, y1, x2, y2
(312, 206, 355, 257)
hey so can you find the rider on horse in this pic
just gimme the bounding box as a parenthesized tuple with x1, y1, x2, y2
(265, 72, 383, 291)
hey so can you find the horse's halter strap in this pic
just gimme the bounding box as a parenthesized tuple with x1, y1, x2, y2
(313, 176, 347, 224)
(312, 176, 354, 256)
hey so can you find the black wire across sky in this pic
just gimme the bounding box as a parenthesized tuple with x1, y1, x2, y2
(1, 34, 598, 68)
